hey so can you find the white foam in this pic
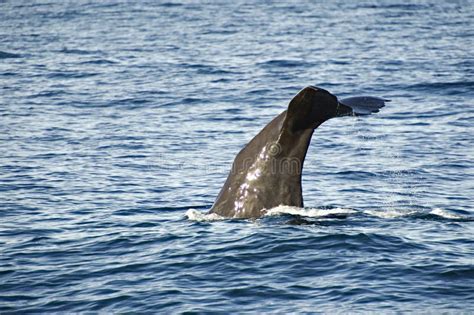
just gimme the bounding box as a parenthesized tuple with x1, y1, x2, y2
(264, 205, 356, 218)
(364, 209, 417, 219)
(430, 208, 463, 219)
(186, 206, 467, 222)
(185, 209, 226, 221)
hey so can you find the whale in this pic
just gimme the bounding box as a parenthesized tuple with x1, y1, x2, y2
(209, 86, 387, 219)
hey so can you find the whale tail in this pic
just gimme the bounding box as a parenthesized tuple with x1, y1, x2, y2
(284, 86, 388, 132)
(209, 85, 388, 219)
(336, 96, 389, 117)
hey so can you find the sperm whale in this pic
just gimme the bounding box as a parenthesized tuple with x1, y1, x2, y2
(209, 86, 387, 218)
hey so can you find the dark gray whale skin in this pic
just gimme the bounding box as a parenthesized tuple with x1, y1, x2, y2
(209, 86, 386, 219)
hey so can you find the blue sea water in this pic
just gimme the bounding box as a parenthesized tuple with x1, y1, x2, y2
(1, 0, 473, 313)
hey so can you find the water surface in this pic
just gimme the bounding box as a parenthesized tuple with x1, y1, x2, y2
(1, 0, 473, 313)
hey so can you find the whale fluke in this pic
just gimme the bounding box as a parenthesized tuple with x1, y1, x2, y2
(339, 96, 388, 116)
(209, 86, 387, 219)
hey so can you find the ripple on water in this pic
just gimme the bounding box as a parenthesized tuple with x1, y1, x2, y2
(1, 0, 473, 313)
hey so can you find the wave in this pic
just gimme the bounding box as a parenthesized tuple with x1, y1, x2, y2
(264, 205, 356, 218)
(185, 209, 225, 221)
(257, 59, 315, 68)
(428, 208, 466, 220)
(186, 206, 471, 221)
(0, 51, 21, 59)
(79, 59, 117, 65)
(406, 81, 474, 96)
(59, 47, 103, 55)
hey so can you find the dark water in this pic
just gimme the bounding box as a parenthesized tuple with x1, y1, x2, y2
(1, 0, 473, 313)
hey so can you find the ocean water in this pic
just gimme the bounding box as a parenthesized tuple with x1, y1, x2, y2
(1, 0, 473, 313)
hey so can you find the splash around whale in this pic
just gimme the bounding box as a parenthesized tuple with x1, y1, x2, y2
(208, 86, 388, 219)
